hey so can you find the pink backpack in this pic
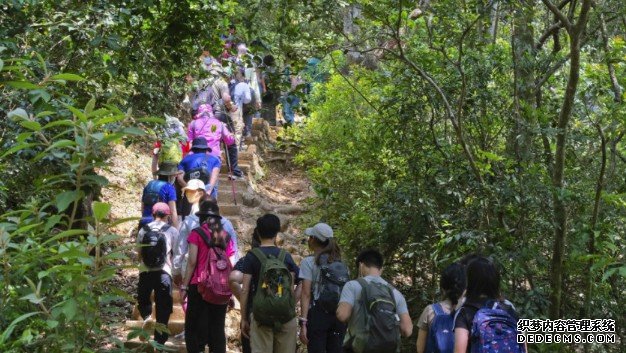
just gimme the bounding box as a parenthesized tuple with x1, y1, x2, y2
(194, 227, 233, 305)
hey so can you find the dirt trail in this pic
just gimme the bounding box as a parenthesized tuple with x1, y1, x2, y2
(100, 122, 315, 352)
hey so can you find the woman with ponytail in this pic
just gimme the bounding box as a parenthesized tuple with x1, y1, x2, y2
(416, 262, 466, 353)
(298, 223, 347, 353)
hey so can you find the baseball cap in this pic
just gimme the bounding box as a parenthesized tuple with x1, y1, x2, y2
(183, 179, 206, 192)
(152, 202, 171, 216)
(305, 223, 333, 242)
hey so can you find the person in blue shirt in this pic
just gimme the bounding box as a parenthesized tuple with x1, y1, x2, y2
(140, 162, 180, 229)
(177, 137, 222, 200)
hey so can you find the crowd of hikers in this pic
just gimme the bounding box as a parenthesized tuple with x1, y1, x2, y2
(134, 26, 528, 353)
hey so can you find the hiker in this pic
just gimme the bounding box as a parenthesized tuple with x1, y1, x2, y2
(177, 137, 221, 201)
(299, 223, 348, 353)
(187, 103, 235, 159)
(416, 262, 466, 353)
(180, 200, 233, 353)
(202, 61, 245, 179)
(136, 202, 180, 345)
(150, 114, 187, 176)
(173, 195, 239, 286)
(240, 214, 299, 353)
(231, 67, 259, 145)
(453, 257, 526, 353)
(337, 249, 413, 353)
(140, 162, 179, 229)
(229, 229, 262, 353)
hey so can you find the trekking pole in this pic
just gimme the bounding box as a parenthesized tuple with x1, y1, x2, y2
(222, 139, 238, 205)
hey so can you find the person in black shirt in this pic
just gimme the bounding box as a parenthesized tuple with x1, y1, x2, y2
(453, 257, 526, 353)
(239, 214, 299, 353)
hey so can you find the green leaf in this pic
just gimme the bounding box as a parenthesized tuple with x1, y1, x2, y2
(20, 293, 45, 305)
(43, 229, 88, 245)
(0, 58, 3, 72)
(8, 108, 28, 120)
(46, 320, 59, 329)
(122, 127, 145, 136)
(55, 190, 79, 212)
(5, 81, 40, 89)
(46, 139, 76, 151)
(0, 312, 41, 344)
(85, 97, 96, 115)
(20, 120, 42, 131)
(93, 202, 111, 221)
(0, 142, 38, 159)
(64, 104, 87, 121)
(50, 73, 84, 81)
(62, 298, 77, 320)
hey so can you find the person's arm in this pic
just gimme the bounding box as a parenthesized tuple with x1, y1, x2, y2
(229, 270, 243, 301)
(416, 328, 428, 353)
(221, 85, 237, 112)
(172, 222, 189, 285)
(187, 121, 195, 141)
(221, 123, 236, 146)
(454, 328, 469, 353)
(336, 302, 353, 323)
(168, 200, 179, 229)
(299, 279, 312, 345)
(181, 243, 198, 300)
(399, 312, 413, 337)
(151, 153, 159, 176)
(207, 166, 220, 195)
(240, 274, 252, 338)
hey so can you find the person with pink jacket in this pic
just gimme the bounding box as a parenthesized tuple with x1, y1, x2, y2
(187, 104, 235, 159)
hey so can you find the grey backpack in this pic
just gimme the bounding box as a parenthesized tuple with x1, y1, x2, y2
(347, 278, 401, 353)
(316, 255, 349, 313)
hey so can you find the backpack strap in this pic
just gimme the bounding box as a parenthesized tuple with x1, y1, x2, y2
(251, 247, 268, 264)
(141, 225, 152, 234)
(194, 226, 212, 247)
(277, 249, 287, 263)
(432, 303, 444, 316)
(160, 224, 171, 232)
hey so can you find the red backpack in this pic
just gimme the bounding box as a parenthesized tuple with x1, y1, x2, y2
(194, 226, 233, 305)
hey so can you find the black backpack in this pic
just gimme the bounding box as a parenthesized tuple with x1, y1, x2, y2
(316, 255, 349, 313)
(140, 224, 170, 268)
(184, 160, 211, 184)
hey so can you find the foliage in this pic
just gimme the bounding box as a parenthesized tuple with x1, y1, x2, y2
(297, 1, 626, 352)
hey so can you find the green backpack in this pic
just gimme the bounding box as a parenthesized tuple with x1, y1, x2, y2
(346, 278, 401, 353)
(158, 138, 183, 165)
(251, 248, 296, 330)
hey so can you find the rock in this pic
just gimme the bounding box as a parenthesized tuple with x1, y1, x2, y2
(259, 201, 274, 212)
(247, 144, 257, 154)
(276, 233, 285, 246)
(277, 214, 290, 232)
(242, 192, 260, 207)
(274, 204, 305, 215)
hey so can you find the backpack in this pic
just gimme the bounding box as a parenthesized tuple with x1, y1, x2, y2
(251, 248, 296, 330)
(184, 161, 211, 184)
(195, 227, 233, 305)
(425, 303, 454, 353)
(316, 255, 349, 313)
(347, 278, 401, 353)
(141, 180, 167, 209)
(192, 79, 216, 112)
(140, 224, 170, 268)
(158, 139, 183, 165)
(470, 301, 524, 353)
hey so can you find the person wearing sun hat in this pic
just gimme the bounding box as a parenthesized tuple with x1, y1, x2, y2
(136, 201, 180, 345)
(187, 103, 235, 159)
(140, 161, 180, 229)
(176, 137, 222, 202)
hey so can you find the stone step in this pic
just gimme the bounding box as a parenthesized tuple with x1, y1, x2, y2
(219, 203, 241, 217)
(124, 337, 186, 353)
(132, 304, 186, 321)
(220, 162, 251, 175)
(220, 151, 253, 162)
(217, 176, 248, 189)
(217, 188, 243, 204)
(125, 318, 185, 336)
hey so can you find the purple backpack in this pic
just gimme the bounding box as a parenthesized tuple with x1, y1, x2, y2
(470, 301, 524, 353)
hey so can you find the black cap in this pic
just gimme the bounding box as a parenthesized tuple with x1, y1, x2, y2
(191, 137, 211, 152)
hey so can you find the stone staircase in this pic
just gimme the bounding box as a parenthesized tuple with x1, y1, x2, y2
(120, 118, 286, 352)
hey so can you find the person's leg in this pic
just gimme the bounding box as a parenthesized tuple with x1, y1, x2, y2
(327, 313, 347, 353)
(185, 285, 208, 353)
(250, 314, 274, 353)
(137, 272, 153, 319)
(205, 302, 228, 353)
(274, 317, 297, 353)
(230, 109, 244, 150)
(153, 271, 173, 344)
(307, 305, 329, 353)
(218, 112, 242, 177)
(241, 311, 252, 353)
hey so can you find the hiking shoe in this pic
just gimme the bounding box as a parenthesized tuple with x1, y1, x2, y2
(141, 314, 152, 329)
(228, 174, 245, 181)
(174, 330, 185, 340)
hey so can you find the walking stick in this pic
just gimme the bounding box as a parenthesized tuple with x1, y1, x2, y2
(222, 139, 238, 205)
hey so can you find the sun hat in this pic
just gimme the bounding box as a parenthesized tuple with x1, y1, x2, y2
(152, 202, 171, 216)
(191, 137, 211, 152)
(183, 179, 206, 192)
(156, 162, 179, 176)
(195, 199, 222, 219)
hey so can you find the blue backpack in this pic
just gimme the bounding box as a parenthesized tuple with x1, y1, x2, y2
(425, 303, 454, 353)
(470, 301, 524, 353)
(142, 180, 167, 208)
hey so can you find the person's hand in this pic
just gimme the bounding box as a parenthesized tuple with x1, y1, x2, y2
(299, 324, 308, 345)
(241, 319, 251, 339)
(180, 286, 188, 302)
(173, 274, 182, 287)
(255, 101, 262, 110)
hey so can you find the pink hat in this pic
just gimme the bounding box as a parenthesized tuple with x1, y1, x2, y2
(152, 202, 171, 216)
(194, 104, 214, 120)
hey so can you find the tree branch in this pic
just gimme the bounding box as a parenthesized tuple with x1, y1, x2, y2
(542, 0, 573, 31)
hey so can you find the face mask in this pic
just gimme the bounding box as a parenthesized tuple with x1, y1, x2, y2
(185, 190, 203, 204)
